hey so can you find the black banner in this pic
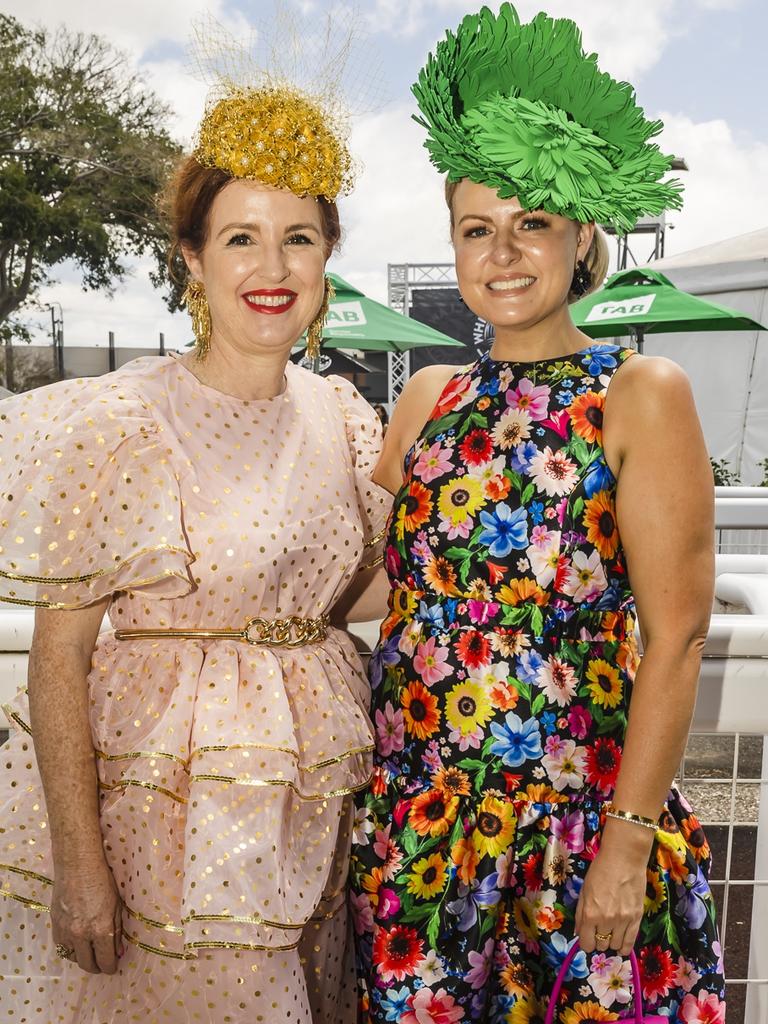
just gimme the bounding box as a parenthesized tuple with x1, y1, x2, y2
(409, 288, 495, 374)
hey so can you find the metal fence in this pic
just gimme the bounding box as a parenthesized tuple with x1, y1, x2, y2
(699, 490, 768, 1020)
(0, 339, 170, 393)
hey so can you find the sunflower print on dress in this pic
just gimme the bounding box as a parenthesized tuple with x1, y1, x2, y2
(351, 344, 725, 1024)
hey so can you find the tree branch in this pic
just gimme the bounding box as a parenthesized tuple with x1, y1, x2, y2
(19, 245, 35, 298)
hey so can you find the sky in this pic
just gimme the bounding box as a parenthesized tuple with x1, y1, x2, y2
(5, 0, 768, 350)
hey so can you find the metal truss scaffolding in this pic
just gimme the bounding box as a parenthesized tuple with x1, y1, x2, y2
(387, 262, 457, 406)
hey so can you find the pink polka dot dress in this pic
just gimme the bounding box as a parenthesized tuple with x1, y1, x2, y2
(0, 355, 390, 1022)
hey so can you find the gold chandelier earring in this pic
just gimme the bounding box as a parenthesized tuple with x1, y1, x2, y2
(182, 279, 212, 360)
(306, 276, 335, 370)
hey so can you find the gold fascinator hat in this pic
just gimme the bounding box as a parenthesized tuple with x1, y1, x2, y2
(188, 9, 383, 200)
(195, 88, 353, 200)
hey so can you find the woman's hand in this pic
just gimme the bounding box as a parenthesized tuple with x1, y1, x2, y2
(51, 859, 123, 974)
(574, 820, 654, 956)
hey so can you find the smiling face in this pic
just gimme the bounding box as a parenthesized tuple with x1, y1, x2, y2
(183, 179, 328, 358)
(450, 179, 594, 338)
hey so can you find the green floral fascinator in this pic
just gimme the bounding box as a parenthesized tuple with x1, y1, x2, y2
(412, 4, 683, 232)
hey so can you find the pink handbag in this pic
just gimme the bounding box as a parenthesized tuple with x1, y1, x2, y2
(544, 942, 667, 1024)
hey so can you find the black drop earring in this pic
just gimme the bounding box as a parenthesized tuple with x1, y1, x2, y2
(571, 259, 592, 297)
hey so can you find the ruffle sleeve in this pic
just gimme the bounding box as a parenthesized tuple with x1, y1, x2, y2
(328, 375, 392, 570)
(0, 375, 195, 608)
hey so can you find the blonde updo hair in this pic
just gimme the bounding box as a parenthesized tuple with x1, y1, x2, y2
(444, 178, 609, 303)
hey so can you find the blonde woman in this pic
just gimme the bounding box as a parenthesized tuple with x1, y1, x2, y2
(351, 7, 724, 1023)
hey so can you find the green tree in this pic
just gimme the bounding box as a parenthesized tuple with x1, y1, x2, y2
(0, 14, 182, 331)
(710, 457, 740, 487)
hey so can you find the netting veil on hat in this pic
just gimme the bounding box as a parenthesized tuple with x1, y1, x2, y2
(412, 3, 684, 231)
(189, 10, 383, 199)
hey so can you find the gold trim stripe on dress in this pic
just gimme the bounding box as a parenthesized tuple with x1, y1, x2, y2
(2, 705, 32, 737)
(94, 741, 374, 773)
(0, 863, 346, 934)
(123, 932, 302, 957)
(97, 771, 372, 803)
(99, 778, 189, 804)
(363, 526, 387, 549)
(10, 730, 374, 774)
(358, 553, 385, 572)
(0, 887, 50, 914)
(2, 705, 373, 796)
(188, 772, 372, 801)
(114, 613, 330, 648)
(0, 568, 192, 609)
(0, 543, 191, 585)
(96, 748, 187, 767)
(1, 863, 52, 887)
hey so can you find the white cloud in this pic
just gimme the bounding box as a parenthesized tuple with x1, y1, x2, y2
(141, 59, 208, 146)
(3, 0, 243, 56)
(655, 113, 768, 256)
(356, 0, 746, 79)
(694, 0, 744, 8)
(331, 103, 454, 301)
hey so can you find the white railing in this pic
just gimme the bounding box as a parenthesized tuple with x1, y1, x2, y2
(707, 489, 768, 1023)
(715, 486, 768, 555)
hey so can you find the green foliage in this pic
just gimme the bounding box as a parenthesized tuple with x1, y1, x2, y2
(710, 458, 740, 487)
(425, 908, 442, 948)
(412, 4, 683, 231)
(757, 458, 768, 487)
(423, 411, 461, 443)
(457, 757, 488, 792)
(0, 317, 31, 345)
(0, 14, 182, 325)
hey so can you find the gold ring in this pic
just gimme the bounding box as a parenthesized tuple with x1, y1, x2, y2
(595, 930, 613, 943)
(55, 943, 76, 961)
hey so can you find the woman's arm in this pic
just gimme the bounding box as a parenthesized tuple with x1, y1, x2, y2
(575, 356, 714, 955)
(334, 364, 459, 624)
(28, 599, 123, 974)
(373, 364, 458, 495)
(332, 563, 391, 624)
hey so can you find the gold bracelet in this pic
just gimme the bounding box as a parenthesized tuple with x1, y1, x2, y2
(604, 802, 659, 833)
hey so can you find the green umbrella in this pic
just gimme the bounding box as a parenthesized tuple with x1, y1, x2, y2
(301, 274, 464, 366)
(572, 268, 767, 353)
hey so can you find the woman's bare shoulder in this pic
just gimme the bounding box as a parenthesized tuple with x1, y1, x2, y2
(604, 353, 698, 472)
(374, 363, 464, 494)
(395, 363, 463, 420)
(607, 353, 693, 421)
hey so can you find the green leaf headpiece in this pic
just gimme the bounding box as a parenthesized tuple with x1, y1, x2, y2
(412, 4, 683, 232)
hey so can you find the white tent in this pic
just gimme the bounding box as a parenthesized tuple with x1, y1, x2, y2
(638, 228, 768, 484)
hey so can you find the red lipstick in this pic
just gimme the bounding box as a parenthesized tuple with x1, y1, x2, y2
(242, 288, 298, 314)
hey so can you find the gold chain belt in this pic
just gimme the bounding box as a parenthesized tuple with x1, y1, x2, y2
(114, 615, 330, 649)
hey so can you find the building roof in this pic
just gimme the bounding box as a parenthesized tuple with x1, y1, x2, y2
(642, 227, 768, 294)
(651, 227, 768, 270)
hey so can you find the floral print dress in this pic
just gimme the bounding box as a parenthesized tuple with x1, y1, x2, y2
(351, 344, 725, 1024)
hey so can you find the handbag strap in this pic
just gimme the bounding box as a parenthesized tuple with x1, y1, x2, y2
(543, 941, 644, 1024)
